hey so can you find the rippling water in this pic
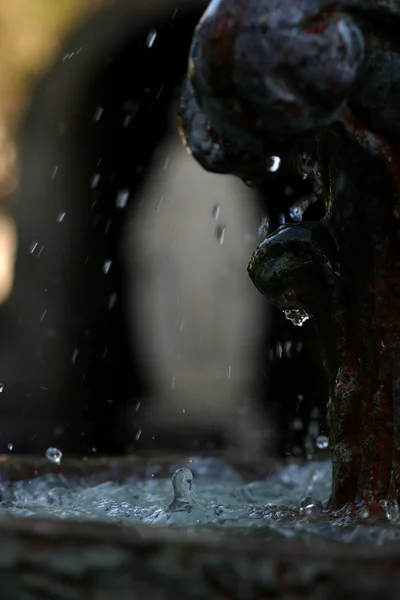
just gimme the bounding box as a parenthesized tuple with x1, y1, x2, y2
(1, 458, 400, 544)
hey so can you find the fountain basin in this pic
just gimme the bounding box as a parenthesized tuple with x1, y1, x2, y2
(0, 454, 397, 599)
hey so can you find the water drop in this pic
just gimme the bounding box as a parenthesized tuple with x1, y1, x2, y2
(93, 106, 103, 121)
(46, 447, 63, 465)
(57, 212, 66, 223)
(103, 259, 112, 274)
(179, 316, 186, 332)
(135, 401, 141, 412)
(71, 348, 78, 364)
(91, 173, 100, 188)
(146, 30, 157, 48)
(212, 205, 220, 220)
(267, 156, 281, 173)
(283, 308, 310, 327)
(108, 293, 117, 309)
(0, 383, 4, 393)
(135, 429, 142, 441)
(278, 213, 286, 225)
(316, 435, 329, 450)
(116, 188, 129, 209)
(7, 442, 13, 451)
(52, 166, 59, 180)
(156, 195, 164, 212)
(299, 497, 317, 517)
(291, 418, 303, 431)
(215, 224, 226, 244)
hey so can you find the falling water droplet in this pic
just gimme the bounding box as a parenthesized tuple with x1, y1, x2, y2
(7, 442, 13, 451)
(93, 106, 103, 121)
(135, 429, 142, 441)
(46, 447, 63, 465)
(52, 166, 59, 180)
(108, 293, 117, 309)
(103, 259, 112, 274)
(212, 205, 220, 220)
(283, 308, 310, 327)
(57, 212, 66, 223)
(71, 348, 79, 364)
(215, 224, 226, 244)
(146, 30, 157, 48)
(267, 156, 281, 173)
(0, 384, 4, 393)
(156, 195, 164, 212)
(316, 435, 329, 450)
(116, 188, 129, 209)
(91, 173, 100, 188)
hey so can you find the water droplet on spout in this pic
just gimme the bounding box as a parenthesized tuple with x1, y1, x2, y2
(283, 308, 310, 327)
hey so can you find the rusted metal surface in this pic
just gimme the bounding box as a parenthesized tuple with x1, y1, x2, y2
(180, 0, 400, 510)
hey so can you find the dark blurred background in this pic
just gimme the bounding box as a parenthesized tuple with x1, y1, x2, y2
(0, 0, 328, 459)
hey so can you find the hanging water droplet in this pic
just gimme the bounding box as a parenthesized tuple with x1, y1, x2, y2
(267, 155, 281, 173)
(283, 308, 310, 327)
(103, 259, 112, 274)
(146, 30, 157, 48)
(215, 224, 226, 244)
(116, 188, 129, 209)
(46, 447, 63, 465)
(7, 442, 13, 451)
(212, 205, 220, 220)
(316, 435, 329, 450)
(57, 212, 66, 223)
